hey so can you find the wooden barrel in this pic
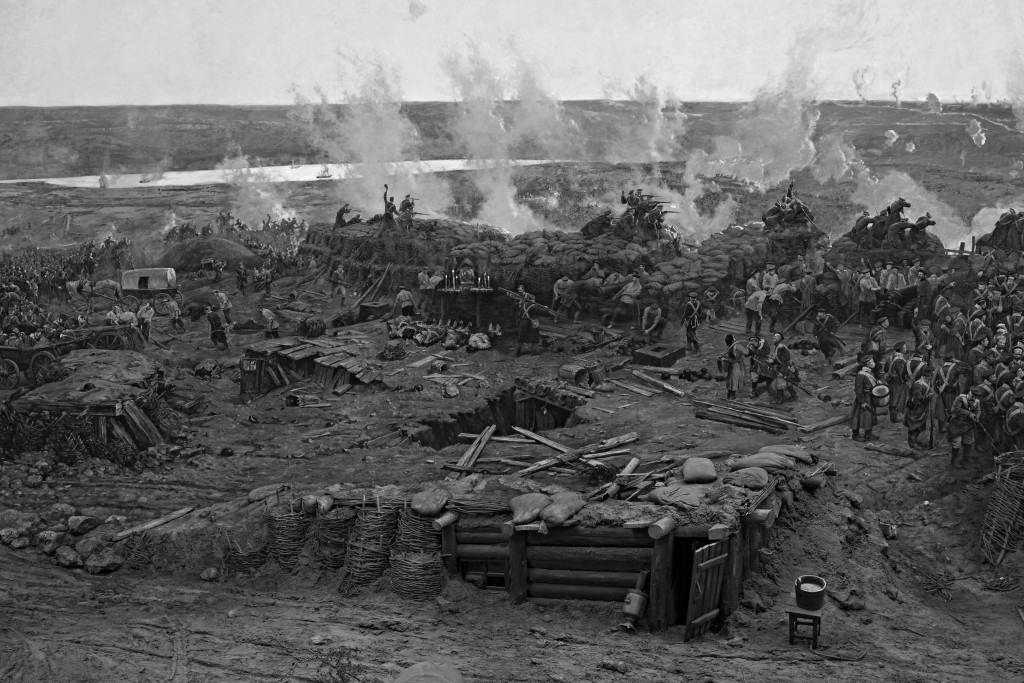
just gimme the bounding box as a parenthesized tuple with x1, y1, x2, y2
(558, 364, 589, 387)
(239, 357, 264, 403)
(584, 360, 606, 386)
(871, 385, 890, 407)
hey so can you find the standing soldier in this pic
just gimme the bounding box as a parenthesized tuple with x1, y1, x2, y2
(167, 296, 186, 331)
(770, 331, 798, 403)
(861, 315, 889, 369)
(1005, 389, 1024, 451)
(993, 380, 1015, 452)
(515, 284, 541, 357)
(236, 262, 249, 296)
(383, 184, 401, 231)
(744, 287, 767, 336)
(721, 334, 747, 400)
(948, 386, 983, 468)
(747, 336, 775, 399)
(904, 364, 935, 449)
(604, 273, 642, 329)
(933, 354, 961, 433)
(885, 341, 910, 423)
(913, 317, 936, 366)
(812, 307, 843, 364)
(851, 354, 879, 442)
(857, 267, 880, 325)
(331, 263, 348, 305)
(681, 291, 702, 355)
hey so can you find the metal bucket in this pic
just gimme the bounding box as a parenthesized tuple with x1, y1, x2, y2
(871, 385, 890, 407)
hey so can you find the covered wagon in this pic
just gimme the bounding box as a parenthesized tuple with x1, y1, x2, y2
(120, 268, 182, 314)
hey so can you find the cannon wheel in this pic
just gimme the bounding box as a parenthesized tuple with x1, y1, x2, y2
(153, 292, 173, 315)
(0, 358, 19, 389)
(122, 295, 140, 310)
(91, 331, 126, 350)
(29, 351, 56, 375)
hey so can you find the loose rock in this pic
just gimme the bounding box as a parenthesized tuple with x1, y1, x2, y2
(36, 530, 70, 555)
(55, 546, 84, 568)
(84, 547, 124, 574)
(67, 516, 101, 536)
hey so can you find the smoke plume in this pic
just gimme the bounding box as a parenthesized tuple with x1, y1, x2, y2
(215, 147, 298, 229)
(884, 129, 899, 147)
(966, 119, 987, 146)
(290, 58, 454, 218)
(891, 77, 903, 108)
(599, 77, 687, 163)
(408, 0, 427, 21)
(905, 142, 916, 153)
(811, 131, 865, 183)
(925, 92, 942, 114)
(1008, 51, 1024, 132)
(852, 67, 873, 102)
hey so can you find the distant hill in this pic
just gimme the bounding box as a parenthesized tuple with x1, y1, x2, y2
(0, 101, 1019, 181)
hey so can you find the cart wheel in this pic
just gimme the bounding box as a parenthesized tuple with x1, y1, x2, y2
(122, 295, 140, 311)
(153, 293, 172, 315)
(92, 331, 126, 350)
(0, 359, 19, 390)
(29, 351, 55, 375)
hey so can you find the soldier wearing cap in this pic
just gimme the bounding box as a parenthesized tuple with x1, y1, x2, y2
(1005, 388, 1024, 450)
(812, 307, 842, 363)
(904, 363, 935, 450)
(681, 291, 702, 354)
(861, 314, 889, 370)
(857, 267, 880, 325)
(761, 263, 779, 291)
(885, 341, 910, 423)
(747, 335, 774, 399)
(948, 385, 983, 468)
(851, 354, 879, 442)
(933, 353, 961, 433)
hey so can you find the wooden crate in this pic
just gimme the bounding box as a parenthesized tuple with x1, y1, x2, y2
(632, 343, 687, 367)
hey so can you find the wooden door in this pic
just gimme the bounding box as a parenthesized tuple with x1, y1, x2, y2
(683, 539, 729, 641)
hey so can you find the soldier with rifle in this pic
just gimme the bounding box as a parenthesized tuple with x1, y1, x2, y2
(747, 336, 775, 399)
(399, 194, 416, 212)
(769, 331, 798, 403)
(1005, 389, 1024, 450)
(948, 385, 983, 468)
(334, 203, 353, 229)
(681, 291, 702, 355)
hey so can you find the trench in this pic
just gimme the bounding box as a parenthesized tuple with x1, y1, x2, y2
(408, 386, 575, 450)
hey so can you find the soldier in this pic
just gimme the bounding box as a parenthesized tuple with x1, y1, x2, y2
(913, 317, 936, 366)
(885, 341, 910, 423)
(944, 308, 968, 361)
(812, 307, 842, 364)
(762, 262, 780, 291)
(640, 298, 667, 340)
(721, 334, 747, 400)
(747, 336, 775, 399)
(744, 287, 767, 335)
(236, 262, 249, 296)
(604, 273, 642, 329)
(770, 331, 798, 403)
(948, 386, 983, 468)
(993, 379, 1016, 451)
(261, 308, 280, 339)
(933, 354, 961, 433)
(1005, 389, 1024, 451)
(392, 285, 416, 318)
(383, 184, 400, 229)
(334, 203, 352, 229)
(682, 291, 702, 355)
(399, 194, 415, 212)
(515, 285, 541, 357)
(331, 263, 348, 304)
(851, 354, 879, 442)
(857, 266, 881, 325)
(861, 315, 889, 369)
(904, 364, 935, 449)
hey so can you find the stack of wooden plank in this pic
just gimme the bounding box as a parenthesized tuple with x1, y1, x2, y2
(447, 425, 496, 479)
(312, 353, 382, 390)
(692, 399, 797, 435)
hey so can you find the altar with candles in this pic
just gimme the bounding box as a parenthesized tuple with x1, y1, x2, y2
(436, 259, 495, 328)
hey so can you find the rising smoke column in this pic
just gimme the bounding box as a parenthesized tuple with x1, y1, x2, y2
(290, 58, 453, 217)
(1008, 51, 1024, 132)
(852, 66, 873, 102)
(216, 147, 297, 230)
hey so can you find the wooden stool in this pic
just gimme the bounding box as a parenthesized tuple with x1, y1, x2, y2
(786, 594, 822, 648)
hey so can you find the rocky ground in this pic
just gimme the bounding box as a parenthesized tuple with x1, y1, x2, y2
(1, 273, 1023, 682)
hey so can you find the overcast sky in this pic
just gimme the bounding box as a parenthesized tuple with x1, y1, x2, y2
(1, 0, 1022, 106)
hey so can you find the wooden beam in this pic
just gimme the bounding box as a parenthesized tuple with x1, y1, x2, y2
(111, 506, 195, 541)
(508, 532, 528, 604)
(648, 534, 676, 630)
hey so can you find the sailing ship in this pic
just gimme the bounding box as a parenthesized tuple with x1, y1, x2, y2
(139, 173, 152, 184)
(316, 164, 332, 179)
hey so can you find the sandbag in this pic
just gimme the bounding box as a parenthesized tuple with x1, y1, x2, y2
(730, 453, 794, 472)
(758, 444, 813, 464)
(412, 489, 450, 516)
(539, 491, 586, 527)
(646, 484, 707, 508)
(682, 457, 718, 484)
(723, 467, 770, 490)
(510, 493, 553, 524)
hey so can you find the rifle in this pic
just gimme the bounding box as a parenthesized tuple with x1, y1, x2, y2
(498, 287, 558, 318)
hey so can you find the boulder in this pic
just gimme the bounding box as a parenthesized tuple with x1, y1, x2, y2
(55, 546, 84, 568)
(0, 528, 21, 544)
(10, 537, 30, 550)
(0, 509, 40, 536)
(85, 547, 124, 574)
(67, 516, 102, 536)
(75, 535, 108, 560)
(43, 503, 76, 523)
(36, 530, 70, 555)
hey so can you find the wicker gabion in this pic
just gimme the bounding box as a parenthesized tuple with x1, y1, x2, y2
(313, 507, 358, 569)
(340, 504, 400, 588)
(226, 533, 269, 575)
(394, 509, 441, 553)
(981, 453, 1024, 564)
(124, 532, 154, 570)
(267, 504, 311, 571)
(390, 551, 446, 600)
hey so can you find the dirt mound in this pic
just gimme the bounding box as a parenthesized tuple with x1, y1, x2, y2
(158, 237, 262, 271)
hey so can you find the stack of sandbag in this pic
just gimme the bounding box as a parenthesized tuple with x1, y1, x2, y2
(729, 452, 796, 475)
(508, 490, 587, 527)
(695, 224, 769, 282)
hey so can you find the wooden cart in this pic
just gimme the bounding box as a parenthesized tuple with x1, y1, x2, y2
(120, 268, 183, 315)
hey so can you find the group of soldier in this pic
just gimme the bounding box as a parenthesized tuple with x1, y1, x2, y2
(850, 270, 1024, 469)
(619, 188, 674, 237)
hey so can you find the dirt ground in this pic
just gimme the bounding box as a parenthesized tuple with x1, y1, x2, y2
(2, 271, 1024, 683)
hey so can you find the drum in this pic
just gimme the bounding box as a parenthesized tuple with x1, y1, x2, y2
(871, 385, 890, 407)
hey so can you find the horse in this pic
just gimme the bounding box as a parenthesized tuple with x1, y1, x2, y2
(867, 198, 911, 246)
(66, 279, 121, 302)
(883, 213, 935, 248)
